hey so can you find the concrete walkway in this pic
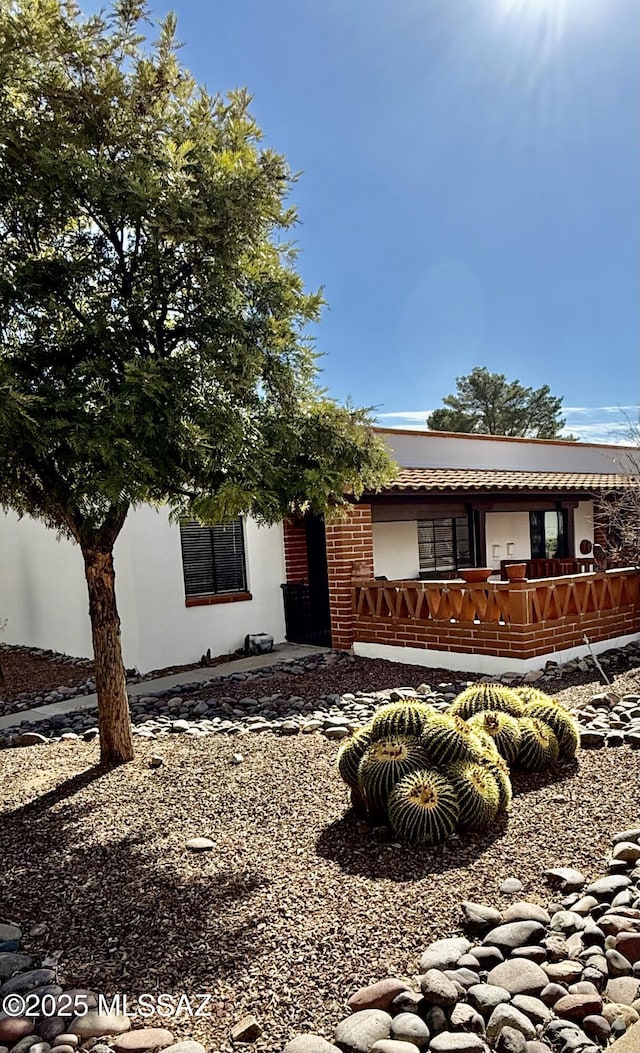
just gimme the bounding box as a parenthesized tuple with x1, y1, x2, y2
(0, 643, 329, 731)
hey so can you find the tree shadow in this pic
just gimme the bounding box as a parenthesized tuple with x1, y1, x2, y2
(0, 763, 269, 1001)
(316, 759, 579, 880)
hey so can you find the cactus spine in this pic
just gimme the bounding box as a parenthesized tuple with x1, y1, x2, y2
(388, 769, 460, 845)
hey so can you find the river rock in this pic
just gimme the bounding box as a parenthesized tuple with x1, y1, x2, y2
(468, 984, 511, 1017)
(495, 1029, 526, 1053)
(581, 1015, 611, 1042)
(428, 1034, 488, 1053)
(616, 935, 640, 963)
(483, 922, 545, 952)
(419, 938, 472, 972)
(389, 1014, 430, 1048)
(509, 996, 552, 1026)
(0, 954, 34, 980)
(419, 970, 458, 1007)
(606, 977, 640, 1005)
(462, 903, 502, 933)
(69, 1013, 131, 1039)
(585, 876, 631, 899)
(487, 960, 548, 996)
(112, 1030, 175, 1052)
(283, 1038, 342, 1053)
(544, 869, 586, 893)
(348, 979, 411, 1013)
(449, 1004, 483, 1033)
(0, 1019, 34, 1045)
(335, 1010, 392, 1053)
(486, 1005, 536, 1043)
(553, 994, 602, 1020)
(502, 904, 550, 926)
(542, 960, 583, 984)
(374, 1040, 418, 1053)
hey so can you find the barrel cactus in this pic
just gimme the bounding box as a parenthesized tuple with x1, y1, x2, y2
(388, 768, 460, 845)
(449, 683, 526, 720)
(517, 717, 560, 771)
(423, 714, 486, 766)
(357, 737, 430, 820)
(512, 687, 579, 762)
(467, 710, 522, 764)
(448, 761, 501, 830)
(483, 755, 513, 813)
(524, 702, 578, 761)
(337, 728, 373, 789)
(369, 701, 434, 742)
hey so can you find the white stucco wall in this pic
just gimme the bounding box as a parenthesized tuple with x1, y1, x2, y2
(485, 512, 532, 569)
(574, 500, 595, 552)
(0, 507, 286, 672)
(372, 521, 420, 580)
(377, 429, 637, 473)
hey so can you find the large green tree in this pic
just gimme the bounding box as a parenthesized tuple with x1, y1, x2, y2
(427, 367, 575, 439)
(0, 0, 393, 765)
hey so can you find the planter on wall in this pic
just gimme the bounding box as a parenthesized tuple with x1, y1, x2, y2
(506, 563, 528, 582)
(459, 568, 493, 584)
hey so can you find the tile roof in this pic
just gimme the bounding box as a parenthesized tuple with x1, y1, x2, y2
(376, 469, 640, 494)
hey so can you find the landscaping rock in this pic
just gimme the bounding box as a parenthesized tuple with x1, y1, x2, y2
(487, 960, 549, 996)
(370, 1042, 420, 1053)
(419, 970, 458, 1007)
(468, 985, 512, 1017)
(348, 979, 410, 1014)
(112, 1030, 175, 1052)
(486, 1005, 536, 1043)
(495, 1029, 526, 1053)
(69, 1013, 131, 1039)
(419, 938, 472, 972)
(428, 1034, 488, 1053)
(334, 1011, 392, 1053)
(389, 1015, 430, 1048)
(483, 922, 546, 952)
(462, 903, 502, 934)
(283, 1038, 341, 1053)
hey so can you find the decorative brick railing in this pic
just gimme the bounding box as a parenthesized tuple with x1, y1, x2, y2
(351, 568, 640, 659)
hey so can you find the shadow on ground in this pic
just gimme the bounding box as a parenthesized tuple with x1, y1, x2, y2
(316, 761, 577, 880)
(0, 761, 268, 997)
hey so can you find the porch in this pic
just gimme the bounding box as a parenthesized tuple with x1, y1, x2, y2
(350, 566, 640, 674)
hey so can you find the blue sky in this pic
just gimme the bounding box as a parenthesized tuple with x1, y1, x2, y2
(98, 0, 639, 441)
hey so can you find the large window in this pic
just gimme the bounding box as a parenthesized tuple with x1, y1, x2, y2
(418, 516, 473, 579)
(180, 518, 248, 600)
(529, 510, 568, 560)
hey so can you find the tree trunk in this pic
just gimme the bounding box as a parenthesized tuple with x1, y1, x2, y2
(82, 544, 134, 765)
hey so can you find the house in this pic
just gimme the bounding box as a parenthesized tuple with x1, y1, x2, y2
(1, 428, 638, 675)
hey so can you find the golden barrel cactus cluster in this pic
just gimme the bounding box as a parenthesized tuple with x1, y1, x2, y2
(336, 683, 579, 846)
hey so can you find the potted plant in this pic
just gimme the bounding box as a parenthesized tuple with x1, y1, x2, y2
(505, 563, 527, 582)
(459, 568, 493, 583)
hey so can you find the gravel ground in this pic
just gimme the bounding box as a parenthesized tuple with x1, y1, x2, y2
(1, 735, 638, 1053)
(0, 648, 93, 701)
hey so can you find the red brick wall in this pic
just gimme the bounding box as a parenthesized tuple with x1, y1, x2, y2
(352, 570, 640, 660)
(325, 504, 374, 650)
(283, 518, 308, 583)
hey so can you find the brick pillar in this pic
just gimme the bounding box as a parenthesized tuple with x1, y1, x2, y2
(283, 517, 309, 582)
(325, 504, 374, 650)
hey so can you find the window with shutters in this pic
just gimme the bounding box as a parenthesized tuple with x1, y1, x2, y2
(417, 516, 473, 579)
(179, 518, 250, 605)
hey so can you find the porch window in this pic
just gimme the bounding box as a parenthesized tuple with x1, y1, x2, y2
(179, 518, 249, 603)
(529, 510, 568, 560)
(418, 517, 473, 578)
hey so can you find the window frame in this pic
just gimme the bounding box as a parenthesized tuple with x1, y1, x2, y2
(179, 517, 252, 607)
(417, 515, 474, 579)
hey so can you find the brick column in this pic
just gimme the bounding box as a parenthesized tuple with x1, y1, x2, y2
(283, 517, 309, 582)
(325, 504, 374, 650)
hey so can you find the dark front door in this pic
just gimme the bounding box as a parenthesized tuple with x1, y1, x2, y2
(280, 514, 332, 646)
(304, 514, 332, 646)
